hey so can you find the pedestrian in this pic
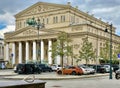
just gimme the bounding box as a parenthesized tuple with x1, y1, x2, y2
(1, 62, 5, 69)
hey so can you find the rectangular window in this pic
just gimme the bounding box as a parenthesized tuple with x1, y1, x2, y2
(56, 16, 58, 23)
(61, 15, 66, 22)
(53, 17, 55, 23)
(46, 18, 49, 24)
(53, 16, 58, 23)
(43, 18, 45, 24)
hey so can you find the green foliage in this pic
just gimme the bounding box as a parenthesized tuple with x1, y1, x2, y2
(100, 42, 120, 62)
(50, 32, 73, 66)
(99, 59, 119, 64)
(78, 37, 95, 64)
(100, 41, 109, 62)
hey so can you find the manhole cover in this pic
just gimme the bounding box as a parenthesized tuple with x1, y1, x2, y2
(52, 85, 61, 87)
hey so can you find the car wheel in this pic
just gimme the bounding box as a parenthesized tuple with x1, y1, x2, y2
(57, 71, 62, 74)
(78, 72, 82, 75)
(38, 71, 41, 74)
(115, 74, 120, 79)
(71, 71, 76, 75)
(49, 69, 52, 72)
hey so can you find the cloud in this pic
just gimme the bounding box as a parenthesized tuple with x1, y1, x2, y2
(0, 25, 15, 38)
(0, 12, 15, 25)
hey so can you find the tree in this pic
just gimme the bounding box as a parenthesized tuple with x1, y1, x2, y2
(100, 41, 110, 63)
(112, 44, 120, 64)
(100, 42, 120, 64)
(78, 37, 95, 64)
(50, 31, 72, 68)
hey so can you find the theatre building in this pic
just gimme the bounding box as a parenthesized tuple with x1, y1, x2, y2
(4, 2, 120, 66)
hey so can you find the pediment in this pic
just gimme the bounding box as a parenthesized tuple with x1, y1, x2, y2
(15, 2, 68, 17)
(11, 26, 49, 38)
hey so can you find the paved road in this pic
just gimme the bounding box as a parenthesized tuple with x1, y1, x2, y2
(0, 69, 120, 88)
(44, 76, 120, 88)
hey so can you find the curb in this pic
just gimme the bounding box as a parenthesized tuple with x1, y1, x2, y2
(3, 73, 109, 80)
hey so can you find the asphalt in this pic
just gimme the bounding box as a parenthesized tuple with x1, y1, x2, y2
(0, 70, 110, 80)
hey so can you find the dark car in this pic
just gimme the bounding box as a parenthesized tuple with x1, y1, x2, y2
(86, 64, 106, 73)
(15, 63, 42, 74)
(38, 64, 52, 72)
(112, 64, 119, 72)
(115, 69, 120, 79)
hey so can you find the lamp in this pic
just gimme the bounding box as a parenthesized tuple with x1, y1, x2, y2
(26, 17, 45, 63)
(105, 23, 113, 79)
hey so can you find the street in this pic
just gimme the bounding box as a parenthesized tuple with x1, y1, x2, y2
(45, 76, 120, 88)
(0, 69, 120, 88)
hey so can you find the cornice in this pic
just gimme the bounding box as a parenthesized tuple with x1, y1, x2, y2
(5, 31, 58, 43)
(15, 2, 70, 18)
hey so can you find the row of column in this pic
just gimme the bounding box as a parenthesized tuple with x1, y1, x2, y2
(6, 39, 52, 65)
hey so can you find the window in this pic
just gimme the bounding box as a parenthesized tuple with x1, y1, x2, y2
(61, 15, 66, 22)
(76, 18, 79, 23)
(19, 22, 21, 28)
(24, 21, 26, 27)
(43, 18, 45, 24)
(53, 17, 55, 23)
(100, 43, 102, 46)
(53, 16, 58, 23)
(46, 18, 49, 24)
(56, 16, 58, 23)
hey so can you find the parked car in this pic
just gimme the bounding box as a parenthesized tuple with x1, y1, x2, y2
(103, 65, 113, 73)
(38, 64, 52, 72)
(112, 64, 119, 72)
(78, 65, 95, 74)
(57, 66, 83, 75)
(86, 64, 106, 73)
(51, 64, 62, 71)
(14, 63, 42, 74)
(115, 69, 120, 79)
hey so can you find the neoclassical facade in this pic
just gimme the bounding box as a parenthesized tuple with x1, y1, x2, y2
(4, 2, 120, 66)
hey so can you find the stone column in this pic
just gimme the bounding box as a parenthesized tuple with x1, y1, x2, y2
(25, 41, 29, 63)
(19, 42, 22, 63)
(48, 39, 52, 64)
(12, 42, 15, 65)
(33, 41, 37, 61)
(6, 43, 9, 61)
(41, 40, 44, 62)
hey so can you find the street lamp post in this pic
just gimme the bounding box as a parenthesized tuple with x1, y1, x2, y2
(36, 18, 41, 63)
(105, 23, 113, 79)
(26, 17, 44, 64)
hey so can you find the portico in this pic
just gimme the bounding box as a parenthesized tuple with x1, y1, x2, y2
(5, 37, 55, 65)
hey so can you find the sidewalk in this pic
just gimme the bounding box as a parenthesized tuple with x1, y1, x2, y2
(0, 70, 110, 80)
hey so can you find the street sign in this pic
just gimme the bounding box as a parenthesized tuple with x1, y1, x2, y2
(118, 54, 120, 59)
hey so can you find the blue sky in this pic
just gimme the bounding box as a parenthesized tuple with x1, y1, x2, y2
(0, 0, 120, 38)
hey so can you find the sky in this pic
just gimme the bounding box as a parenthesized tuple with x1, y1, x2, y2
(0, 0, 120, 38)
